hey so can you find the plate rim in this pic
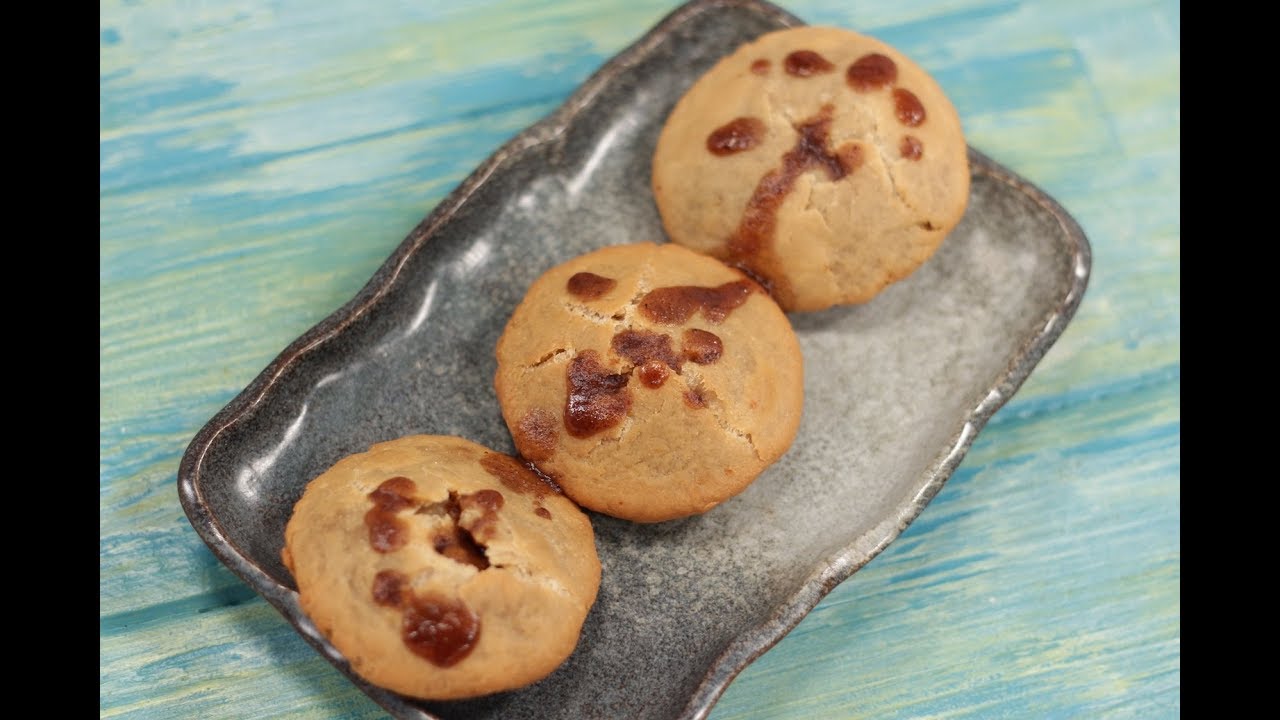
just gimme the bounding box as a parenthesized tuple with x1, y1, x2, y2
(176, 0, 1093, 717)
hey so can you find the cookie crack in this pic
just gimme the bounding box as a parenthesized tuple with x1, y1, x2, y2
(865, 109, 920, 217)
(634, 260, 653, 307)
(562, 301, 616, 325)
(799, 180, 841, 289)
(608, 270, 652, 328)
(414, 490, 491, 571)
(459, 562, 572, 600)
(584, 415, 634, 455)
(764, 82, 790, 126)
(527, 348, 568, 370)
(705, 401, 762, 461)
(678, 367, 764, 462)
(879, 145, 916, 214)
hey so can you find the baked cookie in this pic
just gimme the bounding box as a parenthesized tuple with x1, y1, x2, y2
(281, 435, 601, 700)
(494, 242, 803, 523)
(652, 26, 970, 312)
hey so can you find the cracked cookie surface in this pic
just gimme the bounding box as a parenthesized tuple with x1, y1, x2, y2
(652, 26, 970, 312)
(281, 434, 601, 700)
(495, 243, 804, 523)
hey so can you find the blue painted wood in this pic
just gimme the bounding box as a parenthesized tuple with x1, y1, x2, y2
(100, 0, 1179, 717)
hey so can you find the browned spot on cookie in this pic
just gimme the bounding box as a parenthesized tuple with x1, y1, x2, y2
(836, 142, 865, 172)
(612, 329, 682, 369)
(480, 452, 556, 497)
(365, 513, 406, 553)
(846, 53, 897, 91)
(683, 388, 708, 409)
(479, 453, 558, 523)
(565, 350, 631, 438)
(402, 594, 480, 667)
(893, 88, 926, 126)
(637, 360, 670, 388)
(515, 408, 558, 461)
(900, 135, 923, 160)
(784, 49, 834, 76)
(369, 476, 416, 511)
(725, 105, 858, 295)
(611, 329, 683, 387)
(567, 271, 616, 300)
(707, 117, 766, 156)
(791, 108, 855, 180)
(372, 569, 407, 607)
(682, 329, 723, 364)
(639, 281, 755, 324)
(371, 564, 481, 666)
(750, 58, 770, 75)
(463, 489, 504, 513)
(365, 476, 418, 553)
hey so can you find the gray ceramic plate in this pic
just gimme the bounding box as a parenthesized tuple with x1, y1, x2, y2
(178, 0, 1090, 718)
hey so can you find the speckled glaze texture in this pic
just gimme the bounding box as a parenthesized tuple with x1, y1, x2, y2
(177, 1, 1090, 718)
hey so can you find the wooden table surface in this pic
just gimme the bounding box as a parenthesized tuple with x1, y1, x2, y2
(100, 0, 1180, 717)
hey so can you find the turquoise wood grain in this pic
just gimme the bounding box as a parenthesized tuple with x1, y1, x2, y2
(100, 0, 1179, 717)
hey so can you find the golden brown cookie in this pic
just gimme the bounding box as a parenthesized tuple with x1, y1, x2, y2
(494, 242, 804, 523)
(281, 435, 601, 700)
(652, 26, 970, 312)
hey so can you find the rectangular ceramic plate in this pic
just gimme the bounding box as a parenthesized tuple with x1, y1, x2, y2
(178, 1, 1090, 718)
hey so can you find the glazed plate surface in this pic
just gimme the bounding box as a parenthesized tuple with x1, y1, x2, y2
(178, 1, 1090, 717)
